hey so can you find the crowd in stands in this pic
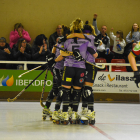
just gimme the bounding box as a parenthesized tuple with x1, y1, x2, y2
(0, 14, 140, 71)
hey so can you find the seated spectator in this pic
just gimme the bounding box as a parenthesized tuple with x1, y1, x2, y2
(92, 13, 113, 63)
(32, 35, 50, 69)
(0, 37, 13, 69)
(32, 34, 49, 52)
(110, 28, 126, 59)
(13, 38, 32, 69)
(49, 25, 63, 51)
(10, 23, 31, 49)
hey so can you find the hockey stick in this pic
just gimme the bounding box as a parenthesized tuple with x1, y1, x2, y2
(7, 67, 47, 102)
(54, 45, 105, 69)
(40, 69, 48, 107)
(18, 63, 47, 78)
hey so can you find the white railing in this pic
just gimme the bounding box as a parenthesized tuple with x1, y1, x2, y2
(0, 61, 45, 70)
(1, 61, 140, 72)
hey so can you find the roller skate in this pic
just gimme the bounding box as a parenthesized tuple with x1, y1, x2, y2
(87, 110, 95, 125)
(61, 112, 69, 125)
(79, 107, 89, 125)
(70, 111, 80, 124)
(42, 107, 52, 121)
(52, 110, 62, 124)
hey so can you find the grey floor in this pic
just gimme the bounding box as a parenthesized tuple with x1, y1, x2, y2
(0, 102, 140, 140)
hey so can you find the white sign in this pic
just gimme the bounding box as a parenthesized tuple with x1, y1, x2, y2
(93, 72, 139, 94)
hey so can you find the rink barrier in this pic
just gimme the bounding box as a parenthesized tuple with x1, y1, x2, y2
(0, 61, 140, 102)
(1, 60, 140, 72)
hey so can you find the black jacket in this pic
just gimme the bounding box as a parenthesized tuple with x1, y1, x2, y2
(0, 43, 13, 60)
(32, 45, 50, 61)
(13, 44, 32, 61)
(49, 32, 60, 51)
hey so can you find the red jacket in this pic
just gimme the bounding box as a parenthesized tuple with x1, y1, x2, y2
(9, 29, 31, 49)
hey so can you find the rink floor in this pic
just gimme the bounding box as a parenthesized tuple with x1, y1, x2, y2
(0, 102, 140, 140)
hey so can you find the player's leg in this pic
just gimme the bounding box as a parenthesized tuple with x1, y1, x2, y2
(42, 78, 58, 120)
(54, 66, 74, 124)
(82, 64, 97, 124)
(71, 67, 85, 124)
(43, 68, 59, 120)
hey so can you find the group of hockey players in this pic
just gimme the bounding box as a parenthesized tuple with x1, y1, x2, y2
(41, 18, 102, 125)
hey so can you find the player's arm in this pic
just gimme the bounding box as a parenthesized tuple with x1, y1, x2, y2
(55, 54, 64, 62)
(128, 52, 138, 71)
(52, 45, 57, 54)
(87, 41, 98, 58)
(67, 33, 85, 39)
(93, 52, 98, 58)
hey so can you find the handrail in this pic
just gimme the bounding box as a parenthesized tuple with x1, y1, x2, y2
(0, 61, 139, 72)
(0, 61, 45, 70)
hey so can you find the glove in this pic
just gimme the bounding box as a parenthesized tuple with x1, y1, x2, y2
(58, 36, 67, 44)
(94, 39, 102, 47)
(73, 50, 84, 61)
(134, 71, 140, 88)
(46, 53, 56, 68)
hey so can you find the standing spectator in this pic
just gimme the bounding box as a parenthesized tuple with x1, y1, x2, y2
(13, 38, 32, 69)
(110, 28, 126, 59)
(124, 23, 140, 57)
(92, 13, 113, 63)
(0, 37, 13, 69)
(9, 23, 31, 49)
(49, 25, 63, 51)
(32, 35, 50, 69)
(124, 23, 140, 71)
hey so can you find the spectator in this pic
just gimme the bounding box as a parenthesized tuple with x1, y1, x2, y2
(32, 35, 50, 69)
(0, 37, 13, 69)
(124, 23, 140, 57)
(13, 38, 32, 69)
(9, 23, 31, 49)
(49, 25, 63, 51)
(110, 28, 126, 59)
(40, 34, 49, 51)
(125, 23, 140, 71)
(92, 13, 113, 63)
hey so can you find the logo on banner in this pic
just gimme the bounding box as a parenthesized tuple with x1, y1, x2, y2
(0, 75, 14, 86)
(108, 74, 115, 82)
(98, 74, 106, 81)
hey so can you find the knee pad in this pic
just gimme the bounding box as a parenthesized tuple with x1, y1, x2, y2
(83, 86, 93, 99)
(60, 87, 71, 104)
(73, 89, 81, 103)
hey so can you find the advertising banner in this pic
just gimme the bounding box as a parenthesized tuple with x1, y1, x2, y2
(93, 72, 139, 94)
(0, 70, 139, 94)
(0, 70, 53, 92)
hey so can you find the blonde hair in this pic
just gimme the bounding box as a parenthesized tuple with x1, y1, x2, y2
(70, 18, 83, 33)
